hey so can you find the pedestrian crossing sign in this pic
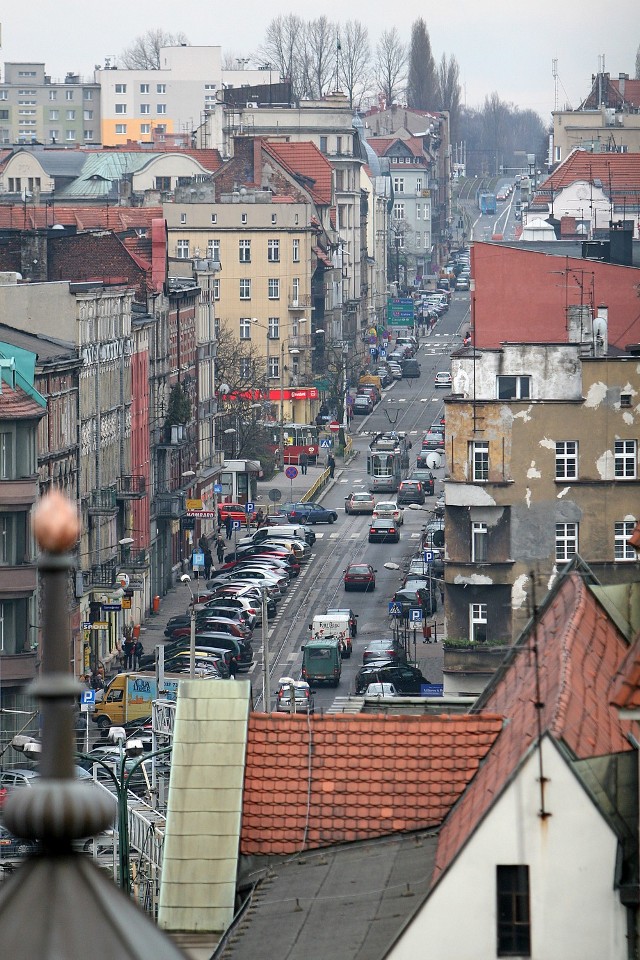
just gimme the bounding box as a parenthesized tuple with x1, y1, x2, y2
(388, 601, 403, 617)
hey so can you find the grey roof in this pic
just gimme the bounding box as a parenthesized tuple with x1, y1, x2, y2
(214, 832, 437, 960)
(0, 323, 77, 365)
(10, 147, 87, 178)
(58, 152, 160, 200)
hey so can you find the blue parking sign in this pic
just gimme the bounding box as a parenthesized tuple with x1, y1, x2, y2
(81, 689, 96, 706)
(231, 520, 241, 530)
(245, 502, 255, 513)
(409, 607, 423, 623)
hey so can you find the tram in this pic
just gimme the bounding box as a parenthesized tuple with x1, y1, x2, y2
(264, 423, 320, 466)
(367, 432, 411, 493)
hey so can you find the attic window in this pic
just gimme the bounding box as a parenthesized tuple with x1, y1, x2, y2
(621, 394, 632, 408)
(271, 214, 277, 225)
(211, 213, 217, 224)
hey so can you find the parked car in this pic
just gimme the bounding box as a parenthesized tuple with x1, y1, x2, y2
(362, 639, 407, 665)
(372, 501, 404, 525)
(387, 362, 403, 380)
(397, 480, 426, 506)
(434, 371, 452, 389)
(218, 502, 257, 524)
(343, 562, 376, 592)
(0, 824, 39, 859)
(345, 492, 375, 514)
(283, 501, 338, 524)
(393, 581, 437, 616)
(376, 368, 392, 387)
(355, 662, 429, 695)
(275, 677, 315, 714)
(353, 395, 373, 415)
(364, 682, 398, 698)
(368, 519, 400, 543)
(408, 469, 435, 495)
(456, 276, 470, 291)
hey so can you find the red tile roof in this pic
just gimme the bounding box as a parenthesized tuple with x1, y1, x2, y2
(0, 382, 45, 419)
(610, 633, 640, 711)
(241, 712, 503, 855)
(264, 141, 333, 207)
(366, 136, 426, 160)
(537, 150, 640, 205)
(0, 205, 163, 232)
(432, 571, 631, 887)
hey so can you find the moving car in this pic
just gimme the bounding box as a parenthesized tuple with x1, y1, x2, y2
(456, 276, 470, 291)
(421, 431, 444, 451)
(401, 359, 421, 378)
(353, 395, 373, 415)
(362, 639, 407, 665)
(408, 469, 435, 495)
(326, 607, 358, 637)
(368, 519, 400, 543)
(372, 501, 404, 525)
(354, 662, 429, 695)
(283, 501, 338, 525)
(275, 677, 315, 714)
(434, 371, 452, 389)
(345, 492, 375, 515)
(343, 562, 376, 591)
(397, 480, 426, 506)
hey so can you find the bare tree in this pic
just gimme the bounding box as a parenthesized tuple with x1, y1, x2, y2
(305, 17, 338, 98)
(259, 14, 306, 99)
(636, 42, 640, 79)
(482, 92, 512, 176)
(338, 21, 372, 108)
(437, 53, 461, 142)
(119, 29, 189, 70)
(375, 28, 407, 108)
(406, 19, 438, 109)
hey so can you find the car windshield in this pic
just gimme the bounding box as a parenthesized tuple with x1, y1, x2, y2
(348, 565, 370, 574)
(352, 494, 371, 501)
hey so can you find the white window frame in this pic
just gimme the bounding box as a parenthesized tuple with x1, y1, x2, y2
(471, 441, 489, 482)
(393, 202, 405, 221)
(115, 83, 127, 94)
(156, 83, 166, 94)
(207, 239, 220, 262)
(292, 238, 300, 262)
(555, 522, 578, 562)
(156, 104, 167, 115)
(471, 522, 488, 562)
(496, 375, 531, 400)
(239, 318, 252, 340)
(140, 83, 150, 94)
(615, 440, 636, 479)
(176, 239, 190, 260)
(115, 103, 126, 114)
(239, 278, 251, 300)
(394, 177, 405, 193)
(268, 317, 279, 340)
(268, 356, 280, 379)
(213, 278, 220, 301)
(267, 239, 280, 262)
(239, 239, 251, 263)
(140, 103, 150, 115)
(268, 278, 280, 300)
(555, 441, 578, 480)
(115, 124, 127, 135)
(140, 124, 151, 135)
(615, 521, 637, 561)
(469, 603, 488, 643)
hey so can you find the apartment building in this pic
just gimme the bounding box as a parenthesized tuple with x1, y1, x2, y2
(552, 72, 640, 164)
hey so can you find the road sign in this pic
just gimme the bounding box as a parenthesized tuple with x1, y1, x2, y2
(369, 345, 377, 355)
(409, 607, 423, 623)
(101, 603, 121, 611)
(231, 520, 241, 530)
(116, 572, 130, 589)
(192, 549, 205, 570)
(81, 690, 96, 706)
(245, 501, 255, 514)
(268, 488, 282, 503)
(423, 550, 434, 563)
(328, 421, 340, 432)
(421, 683, 444, 697)
(388, 601, 403, 617)
(320, 438, 333, 448)
(214, 483, 223, 494)
(379, 349, 386, 359)
(285, 466, 299, 480)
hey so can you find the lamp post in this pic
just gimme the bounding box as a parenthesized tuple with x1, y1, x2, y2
(180, 573, 196, 679)
(223, 427, 237, 459)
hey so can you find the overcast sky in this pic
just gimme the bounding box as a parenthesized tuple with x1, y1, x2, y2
(1, 1, 637, 120)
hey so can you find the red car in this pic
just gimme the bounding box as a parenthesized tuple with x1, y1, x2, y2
(218, 502, 257, 524)
(343, 562, 377, 592)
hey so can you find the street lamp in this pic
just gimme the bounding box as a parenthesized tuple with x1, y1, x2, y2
(223, 427, 237, 459)
(180, 573, 197, 680)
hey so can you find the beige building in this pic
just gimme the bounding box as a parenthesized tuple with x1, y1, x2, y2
(443, 341, 640, 654)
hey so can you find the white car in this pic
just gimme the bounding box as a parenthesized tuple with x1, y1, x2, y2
(387, 362, 403, 380)
(434, 371, 452, 389)
(373, 501, 404, 526)
(364, 682, 398, 698)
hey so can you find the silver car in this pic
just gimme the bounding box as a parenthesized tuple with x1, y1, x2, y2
(345, 492, 375, 514)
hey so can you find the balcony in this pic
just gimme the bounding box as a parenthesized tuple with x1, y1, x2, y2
(0, 653, 37, 686)
(156, 423, 190, 448)
(89, 561, 117, 588)
(0, 563, 37, 596)
(287, 334, 313, 351)
(87, 487, 118, 515)
(154, 493, 185, 520)
(116, 475, 147, 499)
(0, 475, 39, 506)
(288, 292, 312, 310)
(118, 548, 150, 570)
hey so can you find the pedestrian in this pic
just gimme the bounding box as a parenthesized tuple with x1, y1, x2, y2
(90, 668, 104, 691)
(299, 451, 309, 476)
(439, 584, 445, 606)
(255, 507, 265, 529)
(228, 655, 238, 680)
(224, 513, 233, 540)
(133, 638, 144, 671)
(327, 453, 335, 479)
(216, 534, 225, 565)
(203, 549, 213, 579)
(123, 636, 134, 671)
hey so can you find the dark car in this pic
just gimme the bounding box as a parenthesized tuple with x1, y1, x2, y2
(421, 431, 444, 451)
(362, 638, 408, 665)
(408, 469, 435, 495)
(401, 359, 421, 378)
(393, 581, 437, 617)
(0, 824, 39, 859)
(397, 480, 426, 506)
(355, 662, 429, 695)
(194, 632, 254, 669)
(326, 607, 358, 637)
(343, 562, 376, 592)
(283, 501, 338, 524)
(353, 395, 373, 415)
(376, 368, 392, 387)
(368, 519, 400, 543)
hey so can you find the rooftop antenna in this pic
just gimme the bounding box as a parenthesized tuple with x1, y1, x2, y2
(552, 59, 559, 112)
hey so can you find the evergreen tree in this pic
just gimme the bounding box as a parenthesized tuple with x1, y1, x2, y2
(406, 19, 438, 109)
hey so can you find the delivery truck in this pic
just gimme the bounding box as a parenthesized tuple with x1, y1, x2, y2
(309, 612, 352, 658)
(91, 672, 181, 731)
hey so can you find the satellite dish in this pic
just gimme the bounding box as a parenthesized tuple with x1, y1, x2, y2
(425, 452, 442, 470)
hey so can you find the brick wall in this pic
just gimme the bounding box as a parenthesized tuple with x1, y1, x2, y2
(48, 232, 148, 299)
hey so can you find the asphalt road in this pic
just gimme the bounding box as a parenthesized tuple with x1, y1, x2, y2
(250, 292, 471, 712)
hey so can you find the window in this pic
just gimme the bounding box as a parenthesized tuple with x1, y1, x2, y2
(140, 83, 150, 94)
(115, 83, 127, 94)
(293, 238, 300, 263)
(157, 83, 166, 94)
(140, 124, 151, 135)
(336, 135, 342, 154)
(555, 441, 578, 480)
(207, 239, 220, 262)
(416, 205, 421, 220)
(268, 278, 280, 300)
(140, 103, 150, 114)
(291, 277, 299, 304)
(66, 110, 76, 121)
(49, 129, 59, 141)
(49, 90, 57, 101)
(239, 239, 251, 263)
(268, 356, 280, 379)
(241, 213, 248, 225)
(335, 169, 344, 191)
(615, 521, 637, 561)
(180, 213, 187, 225)
(471, 522, 487, 562)
(115, 124, 127, 135)
(50, 109, 59, 121)
(239, 279, 251, 300)
(416, 177, 422, 192)
(156, 104, 167, 115)
(65, 90, 74, 101)
(320, 135, 327, 153)
(268, 239, 280, 262)
(424, 203, 429, 219)
(0, 516, 8, 564)
(84, 130, 94, 140)
(271, 213, 276, 225)
(65, 130, 76, 142)
(211, 213, 217, 224)
(394, 177, 405, 193)
(84, 90, 93, 101)
(555, 522, 578, 562)
(239, 318, 252, 340)
(470, 441, 489, 481)
(469, 603, 487, 643)
(393, 202, 405, 221)
(176, 240, 190, 260)
(497, 375, 531, 399)
(212, 278, 220, 300)
(621, 394, 632, 408)
(268, 317, 279, 339)
(615, 440, 636, 479)
(0, 432, 12, 479)
(497, 865, 531, 957)
(155, 176, 170, 191)
(415, 233, 422, 248)
(554, 145, 561, 163)
(84, 110, 93, 120)
(8, 178, 21, 192)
